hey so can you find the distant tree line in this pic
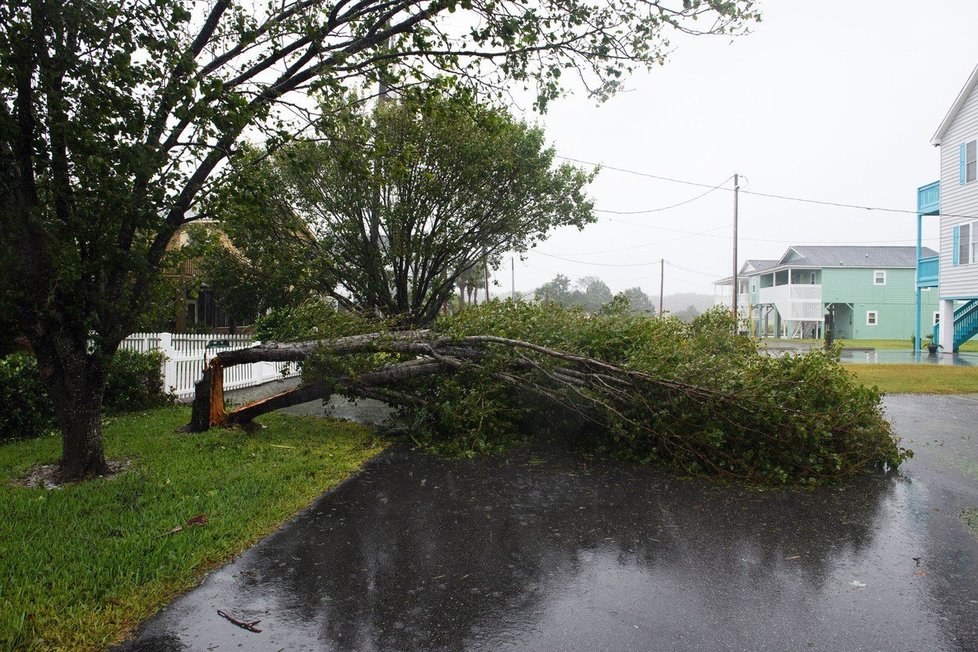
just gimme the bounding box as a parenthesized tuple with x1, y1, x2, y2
(532, 274, 702, 322)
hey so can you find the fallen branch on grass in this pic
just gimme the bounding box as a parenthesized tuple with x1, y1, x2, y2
(158, 514, 209, 537)
(183, 324, 907, 484)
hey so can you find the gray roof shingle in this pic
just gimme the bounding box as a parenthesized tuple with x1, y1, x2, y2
(778, 245, 936, 268)
(744, 259, 778, 273)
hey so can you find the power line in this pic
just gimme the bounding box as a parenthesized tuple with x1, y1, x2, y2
(599, 217, 938, 246)
(540, 229, 938, 257)
(561, 154, 978, 219)
(593, 175, 732, 214)
(533, 251, 732, 279)
(534, 251, 661, 267)
(666, 261, 727, 279)
(517, 257, 722, 290)
(550, 223, 731, 256)
(558, 155, 726, 190)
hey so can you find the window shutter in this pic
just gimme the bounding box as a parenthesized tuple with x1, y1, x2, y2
(953, 225, 960, 266)
(962, 143, 968, 185)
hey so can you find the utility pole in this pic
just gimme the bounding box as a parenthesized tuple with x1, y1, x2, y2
(368, 61, 391, 313)
(511, 257, 516, 301)
(732, 173, 740, 327)
(484, 259, 490, 303)
(659, 258, 664, 317)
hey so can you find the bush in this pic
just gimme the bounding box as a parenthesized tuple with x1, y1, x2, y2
(405, 302, 908, 483)
(103, 349, 172, 413)
(0, 353, 56, 441)
(253, 301, 383, 342)
(0, 349, 171, 441)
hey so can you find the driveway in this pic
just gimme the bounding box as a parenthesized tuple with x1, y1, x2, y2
(120, 394, 978, 651)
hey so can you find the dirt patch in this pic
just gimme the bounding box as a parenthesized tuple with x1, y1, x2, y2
(12, 458, 131, 489)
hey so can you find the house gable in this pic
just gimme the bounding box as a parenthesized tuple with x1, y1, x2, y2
(932, 63, 978, 146)
(777, 248, 804, 265)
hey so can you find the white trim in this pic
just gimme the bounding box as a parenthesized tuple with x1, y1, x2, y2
(959, 220, 978, 266)
(866, 310, 879, 326)
(932, 63, 978, 145)
(873, 270, 886, 285)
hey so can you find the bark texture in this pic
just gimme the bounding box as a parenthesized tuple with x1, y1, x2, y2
(30, 327, 113, 479)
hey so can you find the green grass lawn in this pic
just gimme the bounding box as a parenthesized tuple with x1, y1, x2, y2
(848, 364, 978, 394)
(761, 338, 978, 352)
(840, 338, 978, 352)
(0, 406, 385, 651)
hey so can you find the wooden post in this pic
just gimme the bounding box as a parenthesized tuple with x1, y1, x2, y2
(659, 258, 664, 317)
(732, 173, 739, 327)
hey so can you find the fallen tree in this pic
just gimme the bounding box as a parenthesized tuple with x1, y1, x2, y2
(188, 303, 910, 485)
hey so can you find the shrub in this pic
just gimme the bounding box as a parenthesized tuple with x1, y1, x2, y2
(0, 353, 56, 441)
(253, 301, 383, 342)
(0, 349, 171, 440)
(414, 303, 908, 483)
(103, 349, 172, 413)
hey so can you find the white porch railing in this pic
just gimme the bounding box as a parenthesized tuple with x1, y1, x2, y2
(119, 332, 299, 399)
(757, 284, 824, 323)
(713, 293, 750, 310)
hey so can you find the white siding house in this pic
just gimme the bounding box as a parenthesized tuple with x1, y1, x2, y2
(928, 64, 978, 351)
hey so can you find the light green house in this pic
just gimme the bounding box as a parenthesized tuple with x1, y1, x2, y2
(718, 246, 940, 340)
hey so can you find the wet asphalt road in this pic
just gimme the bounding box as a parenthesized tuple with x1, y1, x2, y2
(120, 394, 978, 651)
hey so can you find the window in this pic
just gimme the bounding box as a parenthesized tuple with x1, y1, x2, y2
(955, 221, 975, 265)
(962, 223, 971, 265)
(873, 270, 886, 285)
(866, 310, 878, 326)
(964, 140, 978, 184)
(934, 311, 941, 326)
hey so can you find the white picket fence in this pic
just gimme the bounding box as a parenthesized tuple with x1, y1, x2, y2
(119, 332, 299, 399)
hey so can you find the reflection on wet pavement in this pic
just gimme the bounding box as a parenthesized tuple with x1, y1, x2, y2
(121, 395, 978, 651)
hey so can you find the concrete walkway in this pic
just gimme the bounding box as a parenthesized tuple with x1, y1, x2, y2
(120, 395, 978, 651)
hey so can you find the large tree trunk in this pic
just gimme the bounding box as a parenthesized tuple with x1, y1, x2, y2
(31, 327, 112, 480)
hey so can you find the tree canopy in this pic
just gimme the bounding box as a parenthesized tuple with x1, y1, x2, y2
(0, 0, 758, 478)
(211, 90, 595, 324)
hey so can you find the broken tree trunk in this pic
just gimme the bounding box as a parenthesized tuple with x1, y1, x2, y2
(227, 380, 332, 426)
(187, 367, 212, 432)
(185, 330, 730, 435)
(210, 361, 225, 426)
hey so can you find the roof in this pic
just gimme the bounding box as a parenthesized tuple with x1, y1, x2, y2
(776, 245, 936, 269)
(714, 259, 778, 285)
(744, 259, 777, 273)
(932, 63, 978, 146)
(714, 246, 935, 285)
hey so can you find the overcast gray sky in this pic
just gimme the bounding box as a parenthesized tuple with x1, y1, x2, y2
(496, 1, 978, 299)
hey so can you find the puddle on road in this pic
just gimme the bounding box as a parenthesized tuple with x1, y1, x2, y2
(122, 433, 978, 652)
